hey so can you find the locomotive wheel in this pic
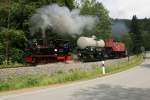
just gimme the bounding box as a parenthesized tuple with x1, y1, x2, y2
(80, 55, 88, 62)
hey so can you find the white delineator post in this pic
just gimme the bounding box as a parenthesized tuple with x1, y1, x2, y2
(102, 61, 105, 75)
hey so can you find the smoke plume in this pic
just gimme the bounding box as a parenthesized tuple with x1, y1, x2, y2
(30, 4, 99, 38)
(112, 20, 129, 38)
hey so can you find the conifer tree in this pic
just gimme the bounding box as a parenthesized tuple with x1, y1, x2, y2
(130, 15, 143, 54)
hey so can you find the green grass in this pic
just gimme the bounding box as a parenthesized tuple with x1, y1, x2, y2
(0, 54, 144, 92)
(0, 63, 30, 69)
(105, 54, 144, 74)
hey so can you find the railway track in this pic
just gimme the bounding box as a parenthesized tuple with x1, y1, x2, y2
(0, 56, 133, 79)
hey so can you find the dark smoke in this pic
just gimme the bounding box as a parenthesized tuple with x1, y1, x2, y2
(112, 20, 129, 38)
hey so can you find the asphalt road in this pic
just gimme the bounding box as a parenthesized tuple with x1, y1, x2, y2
(0, 52, 150, 100)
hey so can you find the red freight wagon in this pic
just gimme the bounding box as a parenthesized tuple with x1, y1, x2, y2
(104, 38, 127, 58)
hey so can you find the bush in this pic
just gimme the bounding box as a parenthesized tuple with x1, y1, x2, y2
(0, 55, 5, 64)
(0, 82, 10, 91)
(10, 48, 24, 63)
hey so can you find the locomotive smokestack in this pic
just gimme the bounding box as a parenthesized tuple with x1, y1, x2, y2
(43, 37, 47, 46)
(42, 30, 46, 46)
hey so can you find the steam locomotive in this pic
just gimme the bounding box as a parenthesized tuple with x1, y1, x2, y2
(24, 39, 72, 64)
(24, 36, 127, 64)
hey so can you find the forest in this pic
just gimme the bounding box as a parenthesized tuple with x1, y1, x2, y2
(0, 0, 149, 65)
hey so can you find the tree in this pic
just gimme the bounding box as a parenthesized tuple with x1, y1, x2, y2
(121, 33, 133, 53)
(0, 43, 5, 64)
(0, 0, 75, 35)
(0, 28, 27, 63)
(64, 0, 75, 10)
(0, 0, 77, 64)
(80, 0, 111, 39)
(139, 18, 150, 50)
(130, 15, 143, 54)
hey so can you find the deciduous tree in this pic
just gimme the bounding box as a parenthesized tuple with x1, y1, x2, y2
(80, 0, 111, 39)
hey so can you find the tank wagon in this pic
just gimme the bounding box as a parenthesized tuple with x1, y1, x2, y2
(77, 37, 127, 62)
(77, 36, 105, 62)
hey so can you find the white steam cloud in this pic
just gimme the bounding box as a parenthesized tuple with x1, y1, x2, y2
(30, 4, 99, 38)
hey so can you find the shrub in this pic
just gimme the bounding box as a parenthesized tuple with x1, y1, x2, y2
(10, 48, 24, 63)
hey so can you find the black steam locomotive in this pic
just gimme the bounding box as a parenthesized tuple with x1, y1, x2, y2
(24, 39, 72, 64)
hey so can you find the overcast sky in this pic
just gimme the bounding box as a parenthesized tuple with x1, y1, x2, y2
(97, 0, 150, 19)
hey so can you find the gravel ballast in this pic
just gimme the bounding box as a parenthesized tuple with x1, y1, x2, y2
(0, 57, 132, 79)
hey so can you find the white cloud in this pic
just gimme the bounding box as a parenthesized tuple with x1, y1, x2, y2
(98, 0, 150, 19)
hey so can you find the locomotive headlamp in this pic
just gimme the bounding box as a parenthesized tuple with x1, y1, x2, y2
(54, 49, 58, 52)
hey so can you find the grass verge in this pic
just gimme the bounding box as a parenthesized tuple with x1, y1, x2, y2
(0, 54, 144, 92)
(0, 63, 26, 69)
